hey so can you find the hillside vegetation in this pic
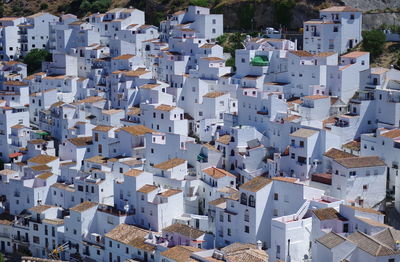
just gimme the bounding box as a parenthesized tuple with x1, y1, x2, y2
(3, 0, 399, 31)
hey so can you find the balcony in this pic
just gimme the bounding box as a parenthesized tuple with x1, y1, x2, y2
(12, 235, 29, 244)
(251, 56, 269, 67)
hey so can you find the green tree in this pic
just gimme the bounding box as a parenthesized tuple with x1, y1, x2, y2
(40, 2, 49, 10)
(0, 252, 4, 262)
(0, 2, 4, 18)
(189, 0, 209, 7)
(362, 30, 386, 59)
(396, 53, 400, 70)
(23, 49, 52, 74)
(273, 0, 295, 28)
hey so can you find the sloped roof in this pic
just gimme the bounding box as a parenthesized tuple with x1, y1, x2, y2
(335, 156, 385, 168)
(154, 158, 186, 170)
(317, 232, 347, 249)
(163, 223, 205, 238)
(161, 246, 202, 262)
(240, 176, 272, 192)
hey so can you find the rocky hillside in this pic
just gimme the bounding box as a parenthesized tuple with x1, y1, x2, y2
(2, 0, 400, 30)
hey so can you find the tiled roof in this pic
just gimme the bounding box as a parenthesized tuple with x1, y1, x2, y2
(68, 136, 93, 147)
(271, 176, 299, 183)
(124, 169, 143, 177)
(139, 83, 160, 89)
(70, 201, 97, 212)
(289, 50, 313, 57)
(117, 125, 153, 136)
(313, 208, 346, 221)
(203, 167, 235, 179)
(80, 96, 106, 103)
(324, 148, 355, 159)
(341, 51, 369, 58)
(343, 205, 382, 215)
(347, 231, 398, 256)
(356, 216, 390, 228)
(159, 189, 182, 197)
(221, 242, 258, 254)
(381, 129, 400, 139)
(373, 228, 400, 250)
(154, 158, 186, 170)
(163, 223, 205, 238)
(102, 109, 123, 115)
(303, 95, 329, 100)
(201, 57, 224, 61)
(29, 205, 55, 213)
(321, 6, 361, 12)
(105, 224, 155, 251)
(311, 173, 332, 185)
(111, 54, 134, 60)
(93, 125, 114, 132)
(316, 232, 347, 249)
(240, 176, 272, 192)
(50, 183, 75, 192)
(30, 165, 51, 171)
(203, 91, 226, 98)
(161, 246, 202, 262)
(226, 249, 268, 262)
(36, 172, 54, 180)
(137, 184, 158, 194)
(216, 134, 231, 145)
(28, 155, 58, 164)
(155, 104, 176, 111)
(342, 141, 361, 151)
(290, 128, 318, 138)
(335, 156, 385, 168)
(28, 139, 46, 144)
(42, 218, 64, 225)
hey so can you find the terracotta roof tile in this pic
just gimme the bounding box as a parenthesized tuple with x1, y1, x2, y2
(70, 201, 97, 212)
(203, 167, 235, 179)
(335, 156, 385, 168)
(240, 176, 272, 192)
(28, 155, 58, 164)
(154, 158, 186, 170)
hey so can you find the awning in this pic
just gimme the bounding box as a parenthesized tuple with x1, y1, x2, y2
(37, 132, 49, 136)
(8, 152, 22, 158)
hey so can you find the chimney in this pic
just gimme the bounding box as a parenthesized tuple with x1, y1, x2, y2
(256, 240, 262, 250)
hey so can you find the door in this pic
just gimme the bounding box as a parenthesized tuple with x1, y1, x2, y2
(144, 252, 148, 262)
(1, 241, 5, 252)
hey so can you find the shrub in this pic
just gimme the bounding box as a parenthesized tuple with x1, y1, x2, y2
(272, 0, 295, 27)
(23, 49, 52, 74)
(362, 30, 386, 59)
(189, 0, 209, 7)
(40, 2, 49, 10)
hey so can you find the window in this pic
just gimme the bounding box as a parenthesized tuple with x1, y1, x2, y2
(244, 210, 249, 222)
(33, 236, 40, 244)
(273, 209, 278, 216)
(228, 215, 231, 222)
(249, 195, 255, 207)
(244, 225, 249, 233)
(227, 228, 231, 236)
(350, 14, 355, 20)
(240, 193, 247, 205)
(33, 224, 38, 231)
(363, 185, 368, 190)
(274, 193, 279, 201)
(219, 213, 224, 222)
(276, 245, 281, 259)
